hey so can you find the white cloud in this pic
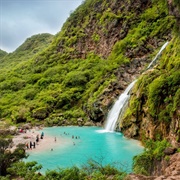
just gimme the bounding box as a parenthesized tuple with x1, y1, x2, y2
(0, 0, 83, 52)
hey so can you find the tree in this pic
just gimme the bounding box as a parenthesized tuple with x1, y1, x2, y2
(7, 161, 43, 180)
(0, 137, 27, 176)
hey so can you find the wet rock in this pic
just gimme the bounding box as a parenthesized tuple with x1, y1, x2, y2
(164, 147, 177, 155)
(129, 124, 139, 137)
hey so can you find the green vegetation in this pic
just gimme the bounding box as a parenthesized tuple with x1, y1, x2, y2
(0, 50, 8, 58)
(109, 0, 175, 60)
(133, 140, 171, 175)
(174, 0, 180, 9)
(121, 36, 180, 141)
(0, 0, 177, 126)
(0, 0, 179, 179)
(4, 160, 127, 180)
(0, 133, 27, 176)
(0, 33, 53, 69)
(0, 132, 127, 180)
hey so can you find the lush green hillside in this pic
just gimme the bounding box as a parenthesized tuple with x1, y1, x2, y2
(0, 33, 53, 69)
(0, 0, 178, 132)
(0, 49, 8, 58)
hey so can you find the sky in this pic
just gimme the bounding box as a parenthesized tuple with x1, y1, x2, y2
(0, 0, 84, 52)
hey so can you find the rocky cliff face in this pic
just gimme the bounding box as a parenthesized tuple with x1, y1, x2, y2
(120, 41, 179, 148)
(84, 56, 150, 123)
(74, 0, 174, 123)
(168, 0, 180, 27)
(168, 0, 180, 42)
(58, 0, 152, 59)
(120, 0, 180, 148)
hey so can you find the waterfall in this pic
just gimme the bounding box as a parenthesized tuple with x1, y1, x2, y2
(104, 80, 137, 132)
(147, 42, 169, 69)
(104, 41, 169, 132)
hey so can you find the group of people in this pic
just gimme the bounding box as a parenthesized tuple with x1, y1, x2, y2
(24, 130, 81, 151)
(63, 131, 80, 140)
(72, 135, 80, 139)
(25, 131, 44, 150)
(36, 132, 44, 142)
(62, 131, 81, 146)
(26, 141, 35, 149)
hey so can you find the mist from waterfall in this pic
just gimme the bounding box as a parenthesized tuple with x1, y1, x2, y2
(104, 42, 169, 132)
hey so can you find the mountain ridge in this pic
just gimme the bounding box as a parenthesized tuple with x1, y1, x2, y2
(0, 33, 53, 69)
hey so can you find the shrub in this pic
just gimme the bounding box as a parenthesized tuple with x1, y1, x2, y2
(63, 71, 88, 87)
(148, 76, 167, 116)
(133, 139, 171, 175)
(32, 107, 49, 120)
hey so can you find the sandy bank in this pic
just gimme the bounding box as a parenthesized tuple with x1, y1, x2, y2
(12, 127, 71, 152)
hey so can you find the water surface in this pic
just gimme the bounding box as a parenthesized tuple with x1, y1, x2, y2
(25, 126, 143, 173)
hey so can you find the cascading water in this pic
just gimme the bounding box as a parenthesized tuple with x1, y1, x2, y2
(146, 42, 169, 69)
(104, 80, 137, 132)
(104, 42, 169, 132)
